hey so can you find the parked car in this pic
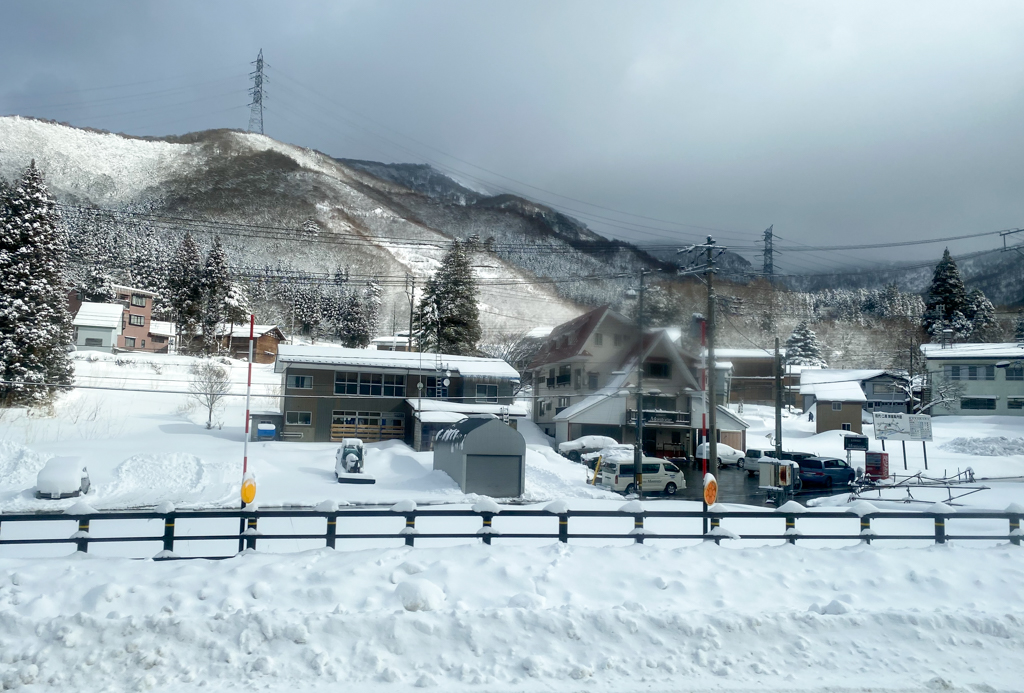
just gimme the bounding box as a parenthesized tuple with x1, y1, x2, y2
(558, 435, 620, 463)
(739, 448, 779, 475)
(596, 455, 686, 496)
(798, 457, 856, 489)
(781, 451, 818, 465)
(695, 442, 744, 467)
(36, 457, 91, 499)
(582, 443, 634, 470)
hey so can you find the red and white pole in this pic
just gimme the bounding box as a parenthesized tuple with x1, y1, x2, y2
(240, 315, 256, 505)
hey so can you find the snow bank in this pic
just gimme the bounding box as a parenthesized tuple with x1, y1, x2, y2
(100, 453, 237, 508)
(941, 436, 1024, 457)
(0, 543, 1021, 692)
(0, 440, 49, 488)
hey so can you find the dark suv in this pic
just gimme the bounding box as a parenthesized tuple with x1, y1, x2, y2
(798, 457, 856, 489)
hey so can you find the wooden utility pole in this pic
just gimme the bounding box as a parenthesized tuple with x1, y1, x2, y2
(775, 336, 783, 458)
(706, 237, 718, 480)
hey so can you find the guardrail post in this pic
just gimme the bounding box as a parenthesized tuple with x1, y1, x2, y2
(633, 514, 644, 545)
(860, 516, 871, 545)
(558, 513, 568, 543)
(246, 515, 258, 551)
(325, 514, 337, 549)
(786, 516, 797, 545)
(162, 514, 175, 553)
(76, 518, 90, 553)
(710, 516, 721, 545)
(404, 514, 415, 547)
(481, 513, 493, 545)
(1010, 514, 1020, 547)
(933, 516, 946, 545)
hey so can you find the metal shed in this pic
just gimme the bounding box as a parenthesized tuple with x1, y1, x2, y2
(433, 417, 526, 497)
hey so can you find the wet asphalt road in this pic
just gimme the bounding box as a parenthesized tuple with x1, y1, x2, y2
(652, 459, 841, 505)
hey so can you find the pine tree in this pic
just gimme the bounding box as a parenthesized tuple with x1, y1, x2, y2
(362, 278, 383, 340)
(301, 217, 320, 237)
(82, 267, 117, 303)
(339, 292, 371, 348)
(295, 284, 323, 341)
(0, 162, 74, 406)
(168, 232, 204, 353)
(922, 249, 968, 336)
(963, 288, 998, 343)
(414, 240, 481, 355)
(1015, 311, 1024, 343)
(784, 321, 827, 367)
(222, 282, 251, 336)
(201, 237, 230, 354)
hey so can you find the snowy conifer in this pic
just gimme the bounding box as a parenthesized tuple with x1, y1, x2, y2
(414, 240, 481, 355)
(362, 278, 383, 340)
(168, 232, 204, 353)
(1015, 311, 1024, 343)
(922, 249, 968, 336)
(222, 282, 251, 336)
(301, 217, 320, 237)
(784, 321, 827, 367)
(201, 237, 230, 353)
(0, 162, 74, 406)
(338, 292, 370, 348)
(964, 289, 998, 343)
(82, 267, 117, 303)
(295, 284, 323, 341)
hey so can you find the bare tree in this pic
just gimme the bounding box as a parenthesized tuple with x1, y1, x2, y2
(916, 372, 965, 414)
(188, 361, 232, 429)
(478, 330, 543, 394)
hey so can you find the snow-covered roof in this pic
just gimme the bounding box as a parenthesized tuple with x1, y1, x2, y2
(73, 302, 123, 329)
(800, 369, 886, 385)
(219, 324, 283, 339)
(920, 343, 1024, 360)
(712, 348, 786, 359)
(275, 345, 520, 378)
(553, 370, 631, 421)
(417, 411, 468, 424)
(148, 320, 176, 337)
(800, 380, 867, 403)
(370, 335, 410, 346)
(111, 284, 157, 297)
(407, 399, 527, 417)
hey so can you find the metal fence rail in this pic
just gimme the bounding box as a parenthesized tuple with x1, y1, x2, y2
(0, 506, 1019, 559)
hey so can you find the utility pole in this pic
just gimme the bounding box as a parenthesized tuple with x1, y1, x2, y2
(248, 49, 266, 135)
(774, 337, 783, 458)
(633, 269, 647, 499)
(405, 274, 416, 352)
(706, 237, 718, 482)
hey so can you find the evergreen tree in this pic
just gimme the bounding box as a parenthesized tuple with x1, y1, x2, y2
(131, 228, 171, 319)
(1015, 311, 1024, 343)
(414, 240, 481, 355)
(168, 232, 204, 353)
(301, 217, 320, 237)
(963, 288, 998, 343)
(339, 292, 371, 348)
(784, 321, 827, 367)
(201, 237, 230, 353)
(0, 162, 74, 406)
(222, 282, 251, 335)
(81, 267, 117, 303)
(295, 284, 323, 341)
(362, 278, 383, 340)
(922, 249, 968, 336)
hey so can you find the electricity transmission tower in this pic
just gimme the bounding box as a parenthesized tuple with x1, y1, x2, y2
(761, 225, 774, 279)
(248, 49, 267, 134)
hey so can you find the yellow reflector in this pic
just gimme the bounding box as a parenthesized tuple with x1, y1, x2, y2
(241, 477, 256, 504)
(703, 477, 718, 506)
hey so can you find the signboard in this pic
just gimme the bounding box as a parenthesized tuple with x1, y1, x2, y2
(872, 412, 932, 441)
(843, 434, 870, 451)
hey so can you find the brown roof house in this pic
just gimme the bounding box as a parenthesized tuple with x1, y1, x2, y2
(69, 284, 161, 353)
(220, 324, 287, 364)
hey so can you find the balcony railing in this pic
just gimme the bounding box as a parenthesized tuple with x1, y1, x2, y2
(555, 374, 571, 386)
(627, 409, 691, 426)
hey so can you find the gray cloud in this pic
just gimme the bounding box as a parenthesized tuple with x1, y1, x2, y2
(2, 0, 1024, 270)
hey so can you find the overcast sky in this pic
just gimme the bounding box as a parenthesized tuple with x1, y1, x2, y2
(2, 1, 1023, 272)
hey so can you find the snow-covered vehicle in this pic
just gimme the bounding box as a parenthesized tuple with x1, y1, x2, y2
(558, 435, 619, 463)
(593, 445, 685, 495)
(695, 442, 744, 467)
(739, 448, 779, 476)
(35, 457, 91, 499)
(335, 439, 365, 475)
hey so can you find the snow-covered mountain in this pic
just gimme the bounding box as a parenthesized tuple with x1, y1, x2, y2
(0, 116, 674, 333)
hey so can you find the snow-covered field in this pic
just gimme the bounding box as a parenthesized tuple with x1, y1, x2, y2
(2, 353, 1024, 692)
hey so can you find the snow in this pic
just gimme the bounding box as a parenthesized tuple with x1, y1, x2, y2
(409, 399, 527, 417)
(70, 302, 123, 329)
(34, 457, 87, 497)
(275, 344, 520, 379)
(942, 436, 1024, 456)
(920, 342, 1024, 359)
(800, 379, 867, 402)
(556, 435, 618, 453)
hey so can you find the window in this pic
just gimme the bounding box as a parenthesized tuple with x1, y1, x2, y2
(556, 365, 571, 386)
(128, 314, 145, 327)
(802, 460, 823, 470)
(360, 372, 383, 396)
(557, 397, 570, 408)
(961, 398, 996, 410)
(641, 463, 661, 475)
(141, 340, 145, 348)
(426, 376, 448, 398)
(130, 294, 146, 307)
(332, 411, 356, 425)
(645, 362, 671, 379)
(824, 460, 841, 469)
(1008, 398, 1024, 410)
(383, 374, 406, 397)
(947, 365, 995, 381)
(286, 411, 312, 425)
(335, 371, 358, 395)
(831, 402, 842, 411)
(574, 368, 582, 389)
(288, 375, 313, 389)
(124, 337, 136, 348)
(1006, 367, 1024, 381)
(841, 423, 852, 431)
(587, 372, 599, 390)
(84, 337, 103, 346)
(476, 384, 498, 403)
(594, 333, 603, 346)
(614, 334, 624, 346)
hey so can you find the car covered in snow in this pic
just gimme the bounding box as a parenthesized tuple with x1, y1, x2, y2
(35, 457, 91, 499)
(335, 438, 365, 476)
(558, 435, 619, 463)
(695, 442, 744, 467)
(594, 446, 685, 496)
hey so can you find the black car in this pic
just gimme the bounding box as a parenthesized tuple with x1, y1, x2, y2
(798, 457, 856, 489)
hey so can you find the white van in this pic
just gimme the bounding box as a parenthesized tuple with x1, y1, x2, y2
(596, 456, 685, 496)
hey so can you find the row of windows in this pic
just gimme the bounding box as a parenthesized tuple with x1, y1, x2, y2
(285, 411, 407, 427)
(958, 398, 1024, 410)
(286, 372, 501, 401)
(945, 365, 995, 381)
(592, 333, 627, 347)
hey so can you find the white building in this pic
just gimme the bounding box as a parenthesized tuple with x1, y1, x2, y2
(72, 302, 124, 352)
(920, 343, 1024, 416)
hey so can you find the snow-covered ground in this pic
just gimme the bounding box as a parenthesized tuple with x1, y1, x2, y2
(2, 354, 1024, 692)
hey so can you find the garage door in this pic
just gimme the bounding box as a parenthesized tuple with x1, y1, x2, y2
(465, 455, 522, 497)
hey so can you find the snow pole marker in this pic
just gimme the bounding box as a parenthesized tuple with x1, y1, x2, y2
(238, 315, 256, 552)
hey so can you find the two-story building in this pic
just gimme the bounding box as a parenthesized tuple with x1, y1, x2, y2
(273, 345, 525, 449)
(529, 306, 748, 457)
(69, 284, 160, 353)
(800, 369, 911, 433)
(920, 342, 1024, 416)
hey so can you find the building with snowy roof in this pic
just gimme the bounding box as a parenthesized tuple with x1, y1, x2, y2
(72, 302, 124, 352)
(799, 369, 910, 433)
(273, 345, 523, 448)
(529, 305, 749, 457)
(432, 417, 526, 497)
(920, 342, 1024, 416)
